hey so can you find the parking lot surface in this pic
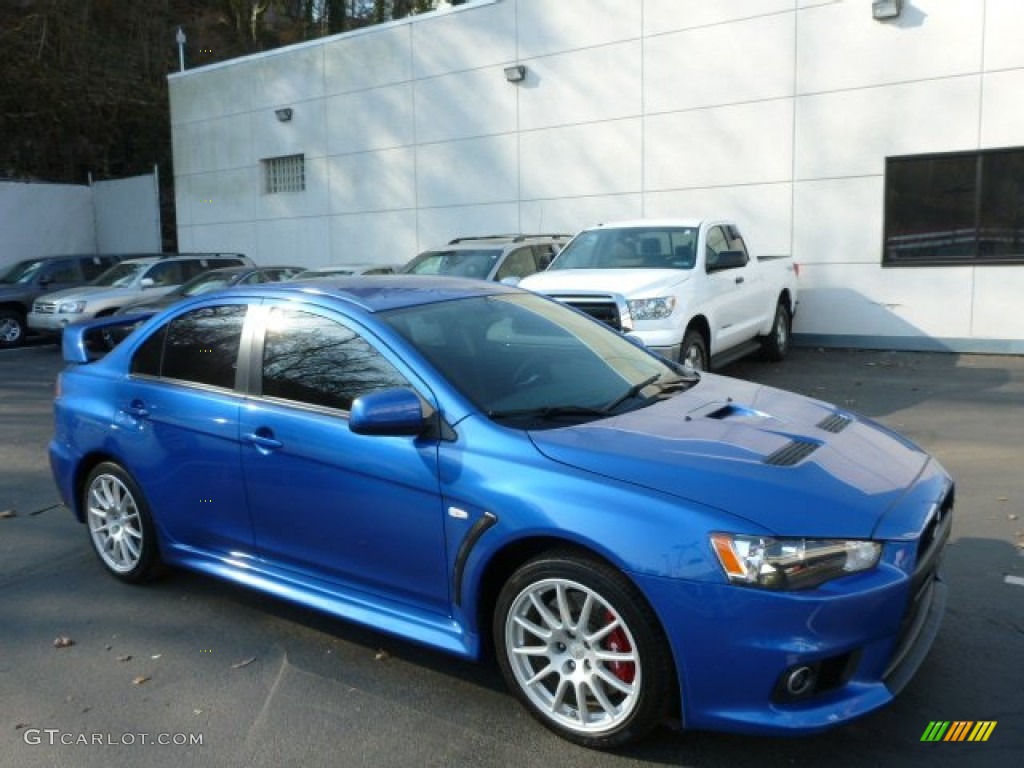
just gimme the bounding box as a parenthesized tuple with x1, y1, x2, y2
(1, 344, 1021, 768)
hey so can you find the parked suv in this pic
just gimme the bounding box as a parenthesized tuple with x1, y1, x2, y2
(0, 254, 124, 347)
(28, 253, 251, 337)
(401, 234, 571, 283)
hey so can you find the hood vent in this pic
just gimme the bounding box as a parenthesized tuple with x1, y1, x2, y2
(817, 413, 852, 433)
(764, 440, 819, 467)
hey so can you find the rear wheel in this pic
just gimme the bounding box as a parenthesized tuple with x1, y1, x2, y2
(760, 301, 791, 361)
(680, 329, 708, 372)
(0, 308, 26, 348)
(83, 463, 162, 583)
(494, 551, 673, 748)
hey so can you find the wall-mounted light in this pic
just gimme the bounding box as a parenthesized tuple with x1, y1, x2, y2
(503, 65, 526, 83)
(872, 0, 902, 20)
(275, 108, 293, 122)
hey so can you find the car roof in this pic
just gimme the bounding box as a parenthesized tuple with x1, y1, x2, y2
(589, 219, 706, 229)
(251, 274, 518, 312)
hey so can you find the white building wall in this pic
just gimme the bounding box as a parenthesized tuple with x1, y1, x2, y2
(169, 0, 1024, 353)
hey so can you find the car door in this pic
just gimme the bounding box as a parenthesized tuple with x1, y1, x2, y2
(703, 225, 758, 353)
(239, 303, 449, 615)
(116, 302, 253, 556)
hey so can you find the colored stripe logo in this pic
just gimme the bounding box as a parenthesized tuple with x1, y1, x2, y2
(921, 721, 997, 742)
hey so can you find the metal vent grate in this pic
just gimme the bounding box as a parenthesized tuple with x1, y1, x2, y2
(817, 413, 852, 433)
(764, 440, 819, 466)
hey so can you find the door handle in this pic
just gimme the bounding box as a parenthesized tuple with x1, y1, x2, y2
(244, 430, 283, 453)
(735, 276, 745, 284)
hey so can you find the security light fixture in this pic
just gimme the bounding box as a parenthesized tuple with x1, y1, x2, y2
(504, 65, 526, 83)
(872, 0, 902, 20)
(275, 108, 294, 122)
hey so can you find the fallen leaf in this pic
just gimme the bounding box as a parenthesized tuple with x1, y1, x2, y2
(15, 723, 28, 730)
(193, 709, 203, 716)
(374, 649, 390, 661)
(1009, 514, 1018, 521)
(150, 654, 161, 660)
(0, 509, 16, 518)
(132, 675, 151, 685)
(998, 497, 1008, 502)
(53, 636, 75, 649)
(231, 656, 256, 669)
(116, 654, 132, 662)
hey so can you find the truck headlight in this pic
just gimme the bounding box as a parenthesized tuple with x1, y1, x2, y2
(627, 296, 675, 320)
(58, 301, 87, 314)
(710, 533, 881, 590)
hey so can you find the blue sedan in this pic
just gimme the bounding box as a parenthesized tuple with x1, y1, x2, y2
(50, 277, 952, 748)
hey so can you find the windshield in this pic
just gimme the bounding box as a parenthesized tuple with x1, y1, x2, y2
(381, 292, 694, 427)
(93, 261, 147, 287)
(181, 272, 239, 297)
(0, 259, 45, 285)
(549, 227, 699, 271)
(402, 249, 501, 280)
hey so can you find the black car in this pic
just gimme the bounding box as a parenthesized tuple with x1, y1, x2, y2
(0, 253, 124, 347)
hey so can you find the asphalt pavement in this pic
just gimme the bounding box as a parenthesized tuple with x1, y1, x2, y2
(0, 343, 1021, 768)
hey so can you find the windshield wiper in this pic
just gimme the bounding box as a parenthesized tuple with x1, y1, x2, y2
(602, 373, 697, 413)
(488, 405, 610, 422)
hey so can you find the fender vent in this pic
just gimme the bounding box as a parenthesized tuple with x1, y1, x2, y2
(764, 440, 819, 466)
(817, 413, 852, 433)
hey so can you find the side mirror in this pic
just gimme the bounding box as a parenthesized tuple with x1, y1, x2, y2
(499, 276, 521, 286)
(349, 387, 428, 436)
(140, 277, 156, 288)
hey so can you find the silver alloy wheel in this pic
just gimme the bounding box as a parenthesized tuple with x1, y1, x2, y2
(504, 577, 642, 735)
(87, 473, 144, 574)
(683, 343, 704, 370)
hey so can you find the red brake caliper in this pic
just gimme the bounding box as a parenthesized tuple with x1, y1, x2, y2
(603, 610, 635, 683)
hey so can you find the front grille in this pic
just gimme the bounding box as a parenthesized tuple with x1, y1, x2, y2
(817, 413, 852, 433)
(34, 301, 57, 314)
(763, 440, 819, 466)
(557, 297, 622, 330)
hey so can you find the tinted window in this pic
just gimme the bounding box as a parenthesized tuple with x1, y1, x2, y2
(550, 228, 698, 270)
(42, 260, 79, 283)
(145, 261, 185, 286)
(262, 307, 409, 411)
(495, 247, 539, 281)
(81, 256, 117, 281)
(134, 305, 246, 388)
(884, 147, 1024, 265)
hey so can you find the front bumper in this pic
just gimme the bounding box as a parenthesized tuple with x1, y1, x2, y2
(28, 311, 84, 333)
(633, 511, 951, 734)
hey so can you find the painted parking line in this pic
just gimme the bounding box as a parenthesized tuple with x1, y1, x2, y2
(1004, 575, 1024, 587)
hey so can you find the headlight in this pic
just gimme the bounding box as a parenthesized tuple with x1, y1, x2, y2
(58, 301, 87, 314)
(627, 296, 675, 320)
(710, 533, 881, 590)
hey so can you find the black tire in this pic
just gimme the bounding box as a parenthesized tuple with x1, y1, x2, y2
(82, 462, 162, 583)
(680, 329, 708, 372)
(760, 301, 791, 362)
(0, 308, 26, 348)
(493, 551, 673, 749)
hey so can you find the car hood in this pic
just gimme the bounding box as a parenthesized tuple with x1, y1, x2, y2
(521, 269, 691, 296)
(527, 373, 930, 539)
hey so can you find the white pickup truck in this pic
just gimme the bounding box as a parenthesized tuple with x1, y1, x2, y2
(519, 219, 799, 371)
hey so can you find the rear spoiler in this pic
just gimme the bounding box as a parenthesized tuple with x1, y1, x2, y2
(62, 312, 157, 364)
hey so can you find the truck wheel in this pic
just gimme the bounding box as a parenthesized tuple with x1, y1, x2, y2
(760, 301, 791, 362)
(0, 309, 26, 348)
(681, 329, 708, 372)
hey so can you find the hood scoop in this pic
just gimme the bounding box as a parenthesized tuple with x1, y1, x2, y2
(763, 439, 820, 467)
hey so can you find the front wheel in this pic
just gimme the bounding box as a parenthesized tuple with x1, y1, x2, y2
(83, 462, 162, 583)
(494, 551, 673, 749)
(760, 301, 791, 361)
(680, 329, 708, 372)
(0, 308, 26, 348)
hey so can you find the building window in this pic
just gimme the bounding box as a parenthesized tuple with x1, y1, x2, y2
(883, 147, 1024, 266)
(263, 154, 305, 194)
